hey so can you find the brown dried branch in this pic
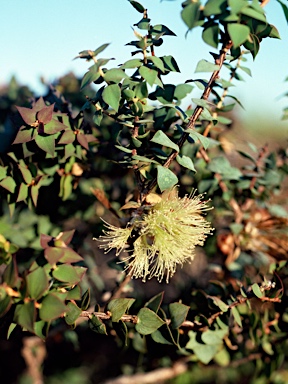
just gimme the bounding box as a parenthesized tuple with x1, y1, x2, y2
(21, 337, 46, 384)
(102, 358, 188, 384)
(80, 284, 280, 330)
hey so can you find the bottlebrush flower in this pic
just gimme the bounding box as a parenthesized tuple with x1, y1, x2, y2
(98, 188, 213, 283)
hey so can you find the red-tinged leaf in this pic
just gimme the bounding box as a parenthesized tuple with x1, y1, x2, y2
(13, 127, 37, 144)
(18, 165, 33, 184)
(35, 135, 55, 156)
(44, 247, 65, 264)
(40, 234, 54, 249)
(60, 248, 83, 263)
(30, 184, 40, 206)
(16, 106, 36, 125)
(52, 264, 86, 285)
(34, 97, 47, 112)
(74, 266, 87, 281)
(85, 134, 98, 143)
(16, 183, 28, 202)
(44, 119, 67, 135)
(37, 104, 54, 124)
(58, 130, 75, 145)
(58, 230, 75, 245)
(77, 133, 89, 150)
(0, 177, 16, 193)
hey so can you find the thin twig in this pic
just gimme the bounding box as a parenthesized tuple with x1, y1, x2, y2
(142, 38, 233, 199)
(79, 285, 281, 329)
(101, 358, 188, 384)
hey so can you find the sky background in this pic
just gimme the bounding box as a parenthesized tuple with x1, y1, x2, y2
(1, 0, 288, 127)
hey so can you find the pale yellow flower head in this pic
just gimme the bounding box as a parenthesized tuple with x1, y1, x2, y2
(98, 188, 213, 283)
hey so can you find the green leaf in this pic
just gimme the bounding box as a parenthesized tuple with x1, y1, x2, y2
(0, 177, 16, 193)
(252, 283, 264, 298)
(59, 174, 73, 201)
(202, 329, 228, 345)
(3, 258, 18, 286)
(52, 265, 86, 285)
(214, 347, 231, 367)
(7, 323, 17, 339)
(161, 55, 180, 72)
(80, 289, 90, 310)
(18, 166, 33, 184)
(181, 2, 201, 30)
(144, 292, 164, 313)
(208, 156, 242, 180)
(35, 135, 55, 156)
(277, 0, 288, 24)
(135, 307, 165, 335)
(26, 267, 49, 300)
(204, 0, 227, 16)
(186, 331, 219, 364)
(210, 296, 229, 312)
(195, 59, 220, 73)
(65, 302, 82, 325)
(228, 0, 247, 14)
(132, 155, 159, 164)
(102, 84, 121, 112)
(14, 302, 35, 333)
(151, 24, 176, 36)
(151, 329, 173, 345)
(156, 166, 178, 192)
(66, 285, 82, 301)
(241, 7, 267, 22)
(59, 248, 83, 264)
(39, 293, 67, 322)
(44, 119, 67, 135)
(151, 131, 179, 151)
(81, 70, 101, 90)
(94, 43, 110, 56)
(129, 0, 145, 13)
(104, 69, 128, 83)
(34, 320, 49, 339)
(202, 24, 219, 48)
(107, 298, 135, 322)
(147, 56, 165, 72)
(139, 66, 158, 86)
(89, 314, 107, 335)
(174, 84, 193, 100)
(120, 59, 142, 69)
(0, 166, 7, 180)
(176, 155, 196, 172)
(115, 145, 132, 153)
(227, 24, 250, 47)
(13, 127, 37, 144)
(186, 130, 210, 150)
(169, 302, 190, 329)
(231, 306, 242, 327)
(0, 294, 12, 318)
(31, 184, 40, 207)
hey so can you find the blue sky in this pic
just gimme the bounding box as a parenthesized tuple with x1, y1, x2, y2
(1, 0, 288, 124)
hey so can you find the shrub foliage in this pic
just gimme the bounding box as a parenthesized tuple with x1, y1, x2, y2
(1, 0, 288, 382)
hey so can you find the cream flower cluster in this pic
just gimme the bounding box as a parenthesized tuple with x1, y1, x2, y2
(99, 188, 213, 283)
